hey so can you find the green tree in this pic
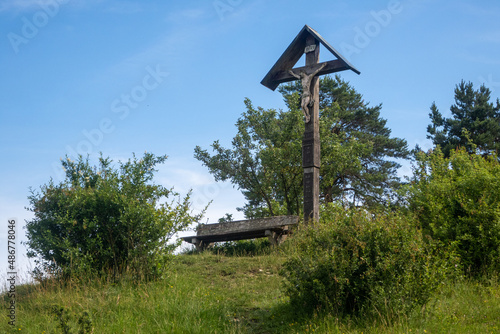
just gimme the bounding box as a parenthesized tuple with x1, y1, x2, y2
(194, 98, 303, 218)
(282, 76, 409, 207)
(427, 80, 500, 157)
(408, 146, 500, 276)
(194, 75, 408, 218)
(25, 153, 203, 280)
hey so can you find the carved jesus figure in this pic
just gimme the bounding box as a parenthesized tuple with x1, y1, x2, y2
(289, 62, 327, 123)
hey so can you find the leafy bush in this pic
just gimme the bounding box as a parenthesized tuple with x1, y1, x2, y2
(280, 204, 450, 317)
(51, 305, 92, 334)
(25, 153, 203, 281)
(408, 146, 500, 276)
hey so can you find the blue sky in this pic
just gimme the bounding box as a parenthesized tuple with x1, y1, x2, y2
(1, 0, 499, 282)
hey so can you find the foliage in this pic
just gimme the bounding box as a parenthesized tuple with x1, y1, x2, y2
(25, 153, 203, 281)
(281, 75, 409, 207)
(51, 306, 92, 334)
(3, 252, 500, 333)
(195, 97, 303, 218)
(280, 204, 451, 317)
(407, 146, 500, 276)
(195, 76, 408, 218)
(218, 213, 234, 223)
(427, 80, 500, 157)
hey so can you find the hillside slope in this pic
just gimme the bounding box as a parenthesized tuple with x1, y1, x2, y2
(2, 250, 500, 333)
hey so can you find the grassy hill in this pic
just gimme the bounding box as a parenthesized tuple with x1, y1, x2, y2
(2, 245, 500, 333)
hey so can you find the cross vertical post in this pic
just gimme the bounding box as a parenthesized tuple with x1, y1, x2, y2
(260, 25, 360, 224)
(302, 35, 320, 223)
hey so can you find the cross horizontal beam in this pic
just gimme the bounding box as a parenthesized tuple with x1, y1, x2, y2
(267, 59, 353, 88)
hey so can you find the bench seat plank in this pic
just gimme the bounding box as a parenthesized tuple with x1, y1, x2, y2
(182, 215, 299, 250)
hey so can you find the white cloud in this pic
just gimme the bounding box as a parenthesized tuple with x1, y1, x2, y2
(161, 168, 214, 188)
(157, 157, 212, 185)
(153, 156, 246, 220)
(0, 196, 35, 291)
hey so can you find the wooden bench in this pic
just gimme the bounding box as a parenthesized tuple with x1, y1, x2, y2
(181, 215, 299, 251)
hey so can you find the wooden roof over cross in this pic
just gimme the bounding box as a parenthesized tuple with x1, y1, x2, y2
(261, 25, 360, 91)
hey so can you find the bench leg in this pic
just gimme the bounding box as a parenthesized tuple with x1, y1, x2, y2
(193, 238, 214, 252)
(276, 225, 290, 244)
(277, 233, 288, 244)
(193, 238, 204, 252)
(265, 230, 278, 246)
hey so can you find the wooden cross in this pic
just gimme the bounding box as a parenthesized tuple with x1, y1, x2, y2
(261, 25, 360, 223)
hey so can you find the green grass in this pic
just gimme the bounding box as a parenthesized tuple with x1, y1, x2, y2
(2, 246, 500, 333)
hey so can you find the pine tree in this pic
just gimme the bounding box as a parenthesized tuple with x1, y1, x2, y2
(194, 75, 409, 217)
(427, 80, 500, 157)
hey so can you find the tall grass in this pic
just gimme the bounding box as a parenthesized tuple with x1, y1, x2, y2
(1, 243, 500, 333)
(1, 259, 242, 333)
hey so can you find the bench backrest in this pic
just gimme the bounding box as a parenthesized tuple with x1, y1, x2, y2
(196, 215, 299, 237)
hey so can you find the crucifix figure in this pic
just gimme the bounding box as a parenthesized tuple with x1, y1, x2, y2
(261, 25, 360, 223)
(288, 62, 327, 123)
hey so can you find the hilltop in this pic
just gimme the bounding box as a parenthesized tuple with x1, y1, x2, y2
(2, 245, 500, 333)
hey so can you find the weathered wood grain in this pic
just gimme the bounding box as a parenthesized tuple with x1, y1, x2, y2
(181, 216, 299, 248)
(261, 25, 360, 91)
(269, 59, 351, 87)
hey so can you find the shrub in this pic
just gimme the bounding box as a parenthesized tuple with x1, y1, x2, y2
(280, 204, 450, 317)
(408, 146, 500, 276)
(25, 153, 204, 281)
